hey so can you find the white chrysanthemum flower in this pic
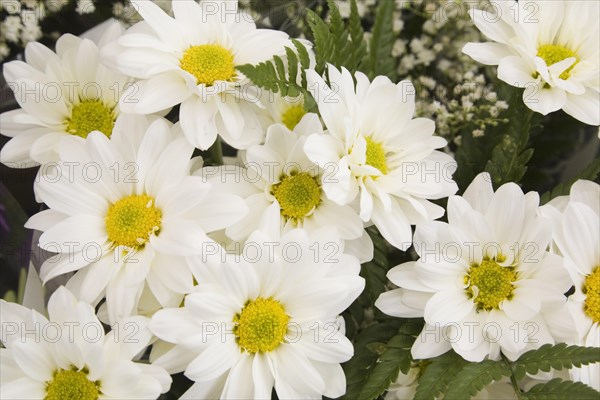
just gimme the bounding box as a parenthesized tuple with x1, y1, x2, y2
(540, 180, 600, 390)
(25, 117, 247, 323)
(201, 113, 373, 262)
(0, 286, 171, 399)
(102, 0, 291, 150)
(463, 0, 600, 126)
(304, 65, 458, 250)
(376, 173, 571, 362)
(0, 24, 133, 167)
(149, 229, 365, 399)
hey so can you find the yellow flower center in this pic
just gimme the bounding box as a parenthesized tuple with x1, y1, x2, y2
(66, 99, 115, 138)
(465, 258, 516, 312)
(180, 44, 236, 86)
(365, 136, 388, 175)
(233, 297, 289, 353)
(537, 44, 579, 80)
(272, 171, 321, 220)
(45, 368, 100, 400)
(105, 194, 162, 249)
(583, 267, 600, 323)
(281, 104, 306, 130)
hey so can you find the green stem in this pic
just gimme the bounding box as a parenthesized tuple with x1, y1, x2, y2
(501, 354, 525, 400)
(208, 136, 224, 166)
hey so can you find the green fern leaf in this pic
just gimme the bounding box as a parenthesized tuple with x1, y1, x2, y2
(443, 360, 511, 399)
(367, 0, 397, 80)
(414, 351, 468, 400)
(512, 343, 600, 380)
(523, 378, 600, 400)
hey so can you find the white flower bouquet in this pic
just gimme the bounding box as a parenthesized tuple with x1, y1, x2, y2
(0, 1, 598, 399)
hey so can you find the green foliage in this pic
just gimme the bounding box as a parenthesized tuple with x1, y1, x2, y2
(484, 86, 540, 188)
(342, 320, 422, 400)
(365, 0, 397, 80)
(523, 378, 600, 400)
(540, 157, 600, 204)
(414, 351, 468, 400)
(360, 227, 392, 305)
(443, 360, 512, 399)
(512, 343, 600, 380)
(357, 333, 414, 400)
(236, 39, 311, 98)
(306, 0, 367, 76)
(342, 319, 405, 399)
(454, 83, 542, 192)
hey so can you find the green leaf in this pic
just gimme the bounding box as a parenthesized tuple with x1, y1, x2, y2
(443, 360, 511, 399)
(484, 86, 540, 187)
(367, 0, 397, 80)
(512, 343, 600, 380)
(357, 333, 414, 400)
(347, 0, 367, 72)
(523, 378, 600, 400)
(291, 39, 311, 88)
(540, 157, 600, 204)
(343, 320, 405, 399)
(306, 8, 334, 74)
(414, 351, 468, 400)
(305, 0, 367, 76)
(360, 227, 391, 305)
(237, 41, 312, 98)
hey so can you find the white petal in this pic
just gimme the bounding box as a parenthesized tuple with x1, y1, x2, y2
(370, 199, 412, 251)
(11, 341, 55, 381)
(523, 83, 567, 115)
(497, 56, 537, 88)
(424, 290, 474, 326)
(222, 355, 255, 400)
(120, 73, 191, 114)
(130, 0, 184, 49)
(185, 341, 239, 382)
(462, 42, 514, 65)
(179, 95, 218, 150)
(563, 89, 600, 126)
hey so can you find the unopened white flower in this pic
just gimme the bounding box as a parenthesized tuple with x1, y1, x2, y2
(21, 0, 39, 9)
(540, 180, 600, 390)
(0, 286, 171, 399)
(25, 117, 247, 323)
(203, 113, 373, 261)
(376, 173, 571, 362)
(304, 65, 458, 250)
(150, 229, 365, 399)
(102, 0, 291, 150)
(2, 16, 21, 42)
(463, 0, 600, 126)
(0, 25, 132, 167)
(76, 0, 95, 14)
(20, 21, 42, 43)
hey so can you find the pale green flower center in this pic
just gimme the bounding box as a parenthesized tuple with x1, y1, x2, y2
(537, 44, 579, 80)
(365, 136, 388, 174)
(66, 99, 115, 138)
(272, 172, 321, 220)
(465, 258, 516, 311)
(180, 44, 236, 85)
(233, 297, 289, 353)
(281, 104, 306, 130)
(105, 194, 162, 249)
(583, 267, 600, 323)
(45, 368, 100, 400)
